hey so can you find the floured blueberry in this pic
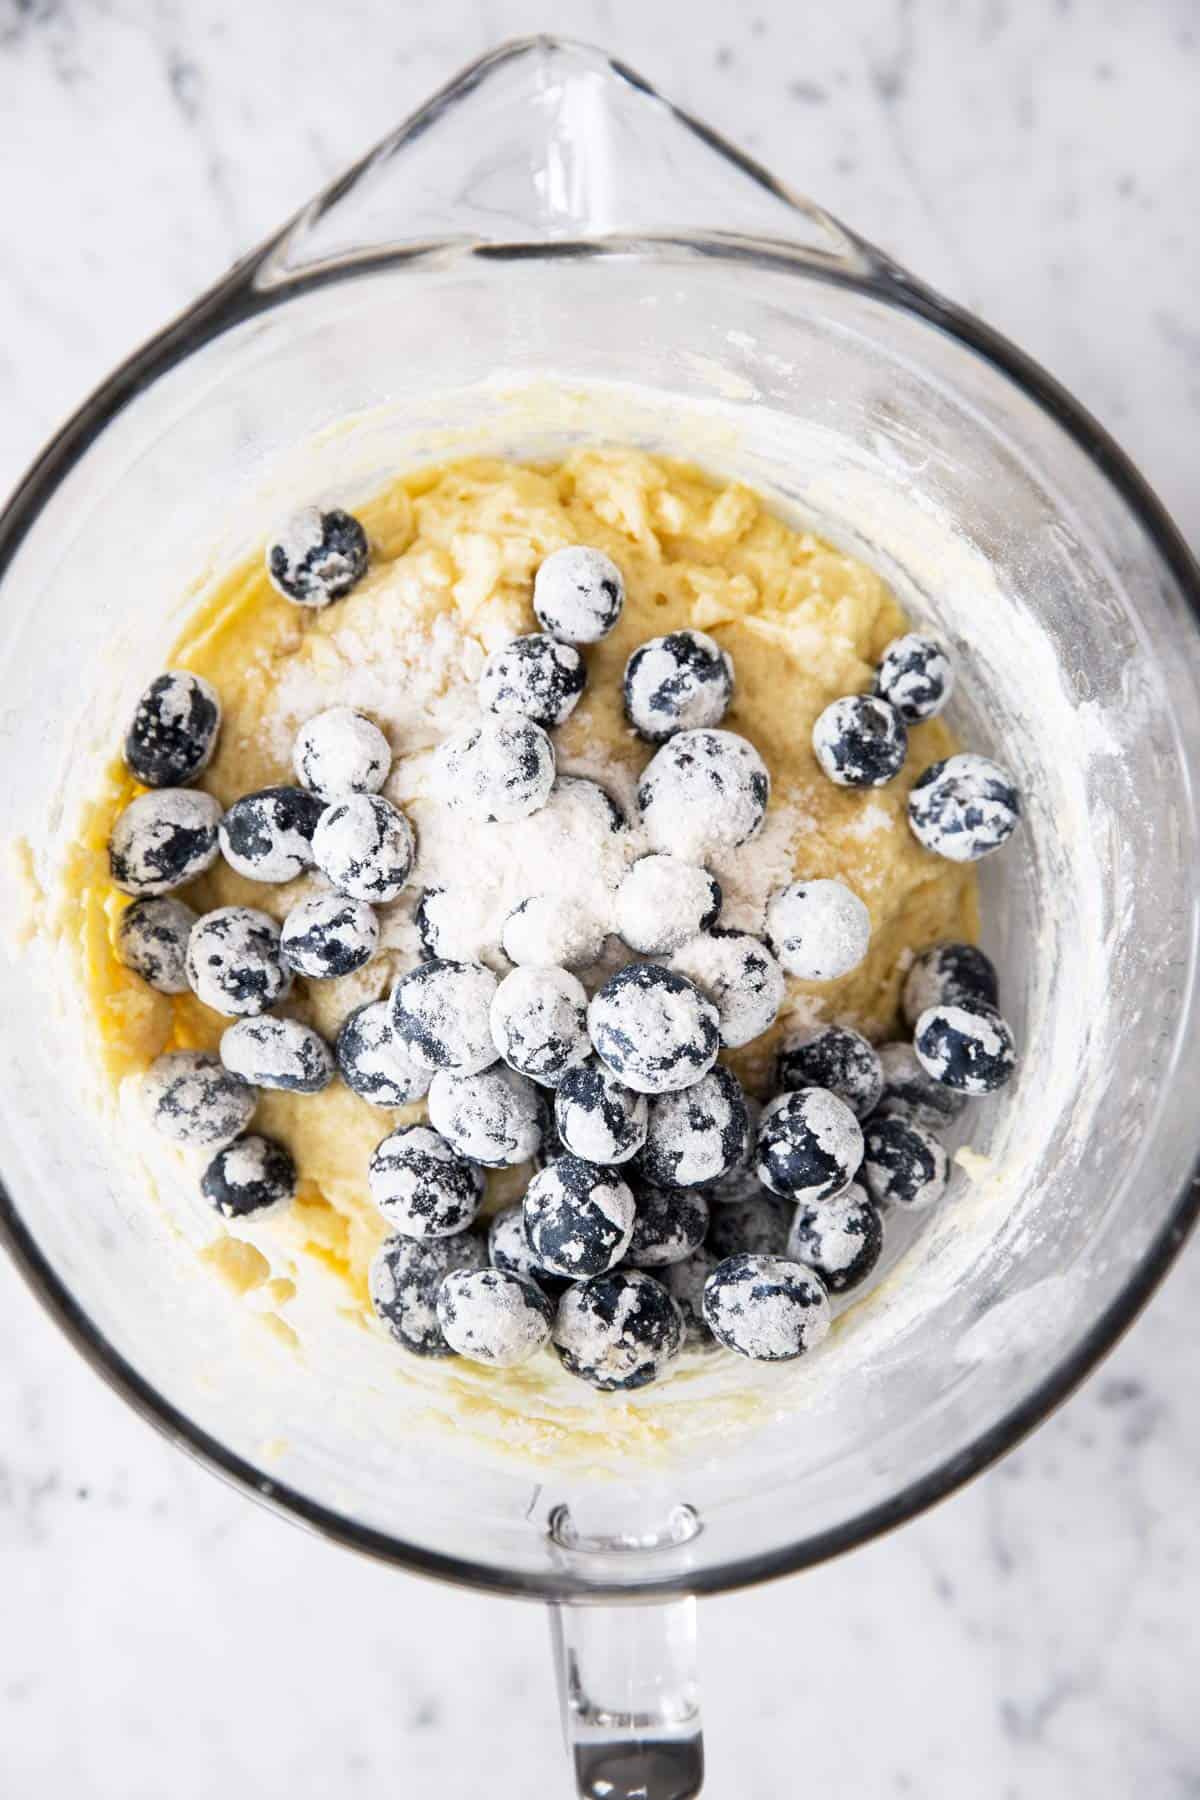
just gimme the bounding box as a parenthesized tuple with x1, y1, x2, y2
(638, 728, 769, 864)
(438, 716, 555, 823)
(626, 1184, 710, 1268)
(902, 941, 999, 1029)
(124, 671, 221, 788)
(427, 1063, 546, 1167)
(142, 1050, 256, 1149)
(369, 1230, 488, 1357)
(293, 707, 390, 801)
(862, 1115, 949, 1211)
(281, 894, 379, 979)
(776, 1024, 883, 1119)
(812, 694, 907, 788)
(413, 884, 497, 964)
(908, 754, 1021, 862)
(367, 1123, 484, 1238)
(267, 506, 368, 607)
(764, 879, 870, 981)
(437, 1268, 554, 1368)
(702, 1096, 761, 1204)
(523, 1155, 636, 1279)
(501, 894, 608, 972)
(533, 544, 625, 644)
(703, 1254, 831, 1362)
(638, 1066, 750, 1190)
(391, 958, 499, 1075)
(913, 998, 1017, 1094)
(218, 786, 323, 883)
(588, 963, 720, 1096)
(550, 774, 627, 835)
(479, 633, 586, 729)
(875, 633, 954, 724)
(312, 793, 416, 903)
(220, 1015, 335, 1094)
(186, 906, 291, 1016)
(490, 965, 590, 1087)
(787, 1184, 883, 1294)
(109, 789, 222, 897)
(615, 855, 722, 956)
(487, 1203, 570, 1298)
(658, 1246, 722, 1348)
(706, 1192, 792, 1260)
(756, 1087, 863, 1204)
(201, 1133, 296, 1219)
(554, 1057, 649, 1166)
(553, 1268, 684, 1391)
(874, 1041, 967, 1131)
(623, 628, 734, 743)
(669, 928, 784, 1049)
(335, 1000, 431, 1108)
(116, 897, 198, 994)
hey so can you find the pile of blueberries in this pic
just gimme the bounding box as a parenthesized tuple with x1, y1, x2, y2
(110, 502, 1022, 1392)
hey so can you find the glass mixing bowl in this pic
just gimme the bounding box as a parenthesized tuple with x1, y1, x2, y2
(1, 39, 1197, 1799)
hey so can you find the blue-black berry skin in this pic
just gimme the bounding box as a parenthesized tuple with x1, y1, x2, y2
(913, 999, 1017, 1094)
(533, 545, 625, 645)
(124, 671, 221, 788)
(812, 694, 908, 788)
(109, 789, 222, 896)
(626, 1184, 710, 1268)
(787, 1184, 883, 1293)
(658, 1246, 722, 1349)
(218, 787, 324, 884)
(201, 1133, 296, 1219)
(755, 1088, 864, 1204)
(703, 1254, 831, 1362)
(523, 1155, 637, 1279)
(479, 634, 587, 729)
(487, 1203, 571, 1299)
(554, 1056, 649, 1164)
(908, 754, 1021, 862)
(369, 1230, 489, 1357)
(367, 1124, 485, 1238)
(874, 634, 954, 724)
(220, 1016, 335, 1094)
(335, 1000, 431, 1108)
(186, 906, 291, 1017)
(587, 963, 720, 1095)
(552, 1269, 684, 1391)
(637, 1065, 749, 1190)
(116, 897, 197, 994)
(142, 1051, 256, 1149)
(902, 941, 999, 1029)
(874, 1042, 967, 1131)
(280, 894, 379, 979)
(706, 1193, 792, 1261)
(776, 1024, 883, 1120)
(623, 629, 734, 743)
(267, 507, 369, 607)
(862, 1114, 949, 1210)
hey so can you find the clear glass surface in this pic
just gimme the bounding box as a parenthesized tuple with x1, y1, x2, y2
(1, 29, 1197, 1617)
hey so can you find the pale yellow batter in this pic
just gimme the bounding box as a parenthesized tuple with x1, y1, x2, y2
(52, 448, 975, 1457)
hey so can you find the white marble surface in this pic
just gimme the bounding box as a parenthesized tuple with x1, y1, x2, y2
(1, 2, 1198, 1795)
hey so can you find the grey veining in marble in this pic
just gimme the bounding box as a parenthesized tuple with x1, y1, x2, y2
(1, 2, 1198, 1797)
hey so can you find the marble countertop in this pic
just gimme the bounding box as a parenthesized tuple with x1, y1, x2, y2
(1, 2, 1197, 1795)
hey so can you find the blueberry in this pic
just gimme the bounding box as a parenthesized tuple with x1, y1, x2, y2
(413, 884, 495, 964)
(479, 633, 586, 729)
(812, 694, 907, 788)
(109, 789, 222, 897)
(280, 893, 379, 979)
(623, 628, 734, 743)
(764, 879, 870, 981)
(501, 894, 608, 971)
(637, 728, 769, 864)
(391, 958, 499, 1075)
(220, 1015, 335, 1094)
(487, 1203, 570, 1299)
(116, 897, 198, 994)
(554, 1056, 649, 1166)
(615, 854, 722, 956)
(776, 1024, 883, 1119)
(913, 998, 1017, 1094)
(437, 716, 555, 823)
(523, 1155, 636, 1279)
(703, 1254, 831, 1362)
(862, 1115, 949, 1210)
(267, 506, 369, 607)
(638, 1066, 749, 1190)
(902, 941, 999, 1030)
(367, 1123, 485, 1239)
(874, 1041, 967, 1131)
(293, 707, 390, 801)
(587, 963, 720, 1096)
(437, 1268, 554, 1368)
(875, 633, 954, 724)
(706, 1192, 792, 1261)
(756, 1088, 864, 1204)
(142, 1051, 256, 1149)
(311, 793, 416, 903)
(552, 1269, 684, 1391)
(124, 671, 221, 788)
(908, 754, 1021, 862)
(626, 1184, 710, 1268)
(427, 1063, 547, 1167)
(787, 1184, 883, 1293)
(489, 966, 591, 1088)
(186, 906, 291, 1017)
(670, 928, 785, 1049)
(701, 1096, 761, 1203)
(335, 1000, 431, 1108)
(550, 774, 627, 835)
(201, 1133, 296, 1219)
(218, 786, 323, 884)
(657, 1246, 722, 1349)
(533, 545, 625, 645)
(369, 1230, 489, 1357)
